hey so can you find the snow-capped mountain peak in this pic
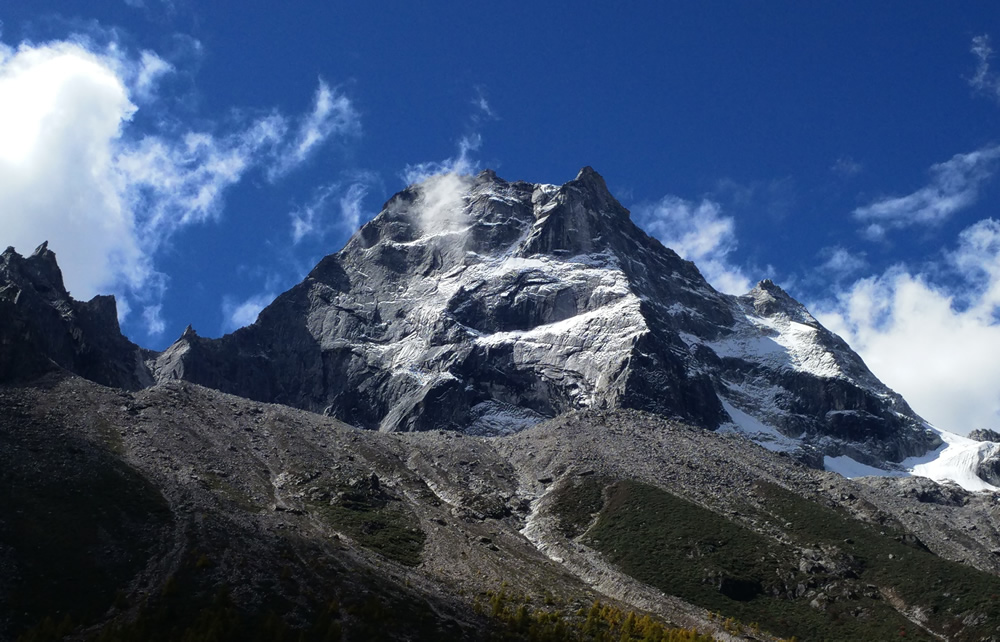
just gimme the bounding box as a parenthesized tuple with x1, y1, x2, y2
(3, 168, 995, 490)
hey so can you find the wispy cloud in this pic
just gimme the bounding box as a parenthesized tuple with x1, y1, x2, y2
(0, 36, 358, 338)
(290, 184, 336, 245)
(338, 181, 370, 232)
(290, 173, 377, 244)
(831, 156, 863, 177)
(852, 145, 1000, 240)
(816, 246, 867, 280)
(269, 79, 359, 179)
(400, 86, 495, 188)
(969, 34, 1000, 104)
(471, 85, 497, 122)
(632, 195, 752, 295)
(141, 304, 166, 336)
(402, 133, 481, 185)
(132, 50, 173, 101)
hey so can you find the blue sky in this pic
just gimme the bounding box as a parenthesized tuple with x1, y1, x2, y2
(3, 2, 1000, 435)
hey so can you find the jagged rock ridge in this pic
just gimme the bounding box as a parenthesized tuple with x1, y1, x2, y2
(148, 167, 939, 468)
(0, 242, 151, 390)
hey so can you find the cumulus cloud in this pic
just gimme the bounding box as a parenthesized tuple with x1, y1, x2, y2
(0, 36, 357, 337)
(0, 40, 146, 301)
(632, 196, 752, 295)
(853, 146, 1000, 239)
(814, 219, 1000, 435)
(969, 34, 1000, 104)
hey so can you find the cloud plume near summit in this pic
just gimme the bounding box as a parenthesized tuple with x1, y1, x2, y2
(0, 36, 358, 336)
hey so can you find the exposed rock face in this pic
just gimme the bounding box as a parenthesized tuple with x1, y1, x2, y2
(0, 243, 151, 390)
(969, 429, 1000, 443)
(150, 168, 938, 466)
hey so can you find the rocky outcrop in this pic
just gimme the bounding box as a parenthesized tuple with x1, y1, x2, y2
(0, 243, 152, 390)
(969, 429, 1000, 443)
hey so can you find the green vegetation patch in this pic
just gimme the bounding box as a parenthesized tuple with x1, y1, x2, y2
(550, 475, 606, 538)
(583, 479, 931, 641)
(305, 476, 426, 567)
(756, 481, 1000, 641)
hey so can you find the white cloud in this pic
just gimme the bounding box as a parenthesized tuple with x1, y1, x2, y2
(269, 79, 359, 179)
(290, 185, 334, 244)
(471, 86, 497, 122)
(969, 34, 1000, 104)
(0, 37, 357, 338)
(632, 196, 752, 295)
(853, 145, 1000, 239)
(817, 246, 867, 279)
(402, 133, 480, 185)
(393, 88, 502, 238)
(401, 134, 481, 236)
(0, 40, 145, 301)
(339, 182, 369, 232)
(142, 304, 165, 336)
(290, 175, 375, 244)
(133, 50, 172, 101)
(222, 291, 276, 332)
(831, 156, 863, 177)
(116, 120, 286, 249)
(814, 218, 1000, 435)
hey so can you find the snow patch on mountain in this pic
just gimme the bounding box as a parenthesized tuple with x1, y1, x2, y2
(823, 455, 906, 480)
(822, 426, 1000, 492)
(718, 398, 800, 452)
(707, 311, 845, 381)
(465, 401, 547, 436)
(902, 428, 1000, 492)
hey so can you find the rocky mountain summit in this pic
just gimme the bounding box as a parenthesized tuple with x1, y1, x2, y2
(152, 167, 939, 471)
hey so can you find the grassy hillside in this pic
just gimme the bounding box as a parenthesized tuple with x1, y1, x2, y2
(575, 478, 1000, 641)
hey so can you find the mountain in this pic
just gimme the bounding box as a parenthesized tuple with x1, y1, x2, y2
(7, 168, 1000, 641)
(152, 167, 949, 478)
